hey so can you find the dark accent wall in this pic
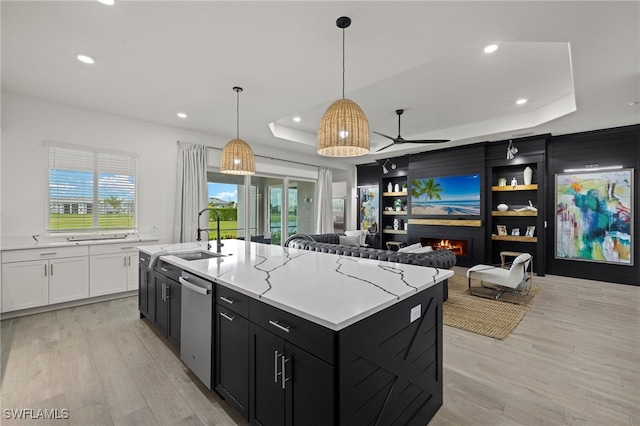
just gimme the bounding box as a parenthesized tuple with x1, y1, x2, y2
(546, 125, 639, 285)
(356, 124, 640, 286)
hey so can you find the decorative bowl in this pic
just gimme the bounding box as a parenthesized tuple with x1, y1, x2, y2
(497, 203, 509, 211)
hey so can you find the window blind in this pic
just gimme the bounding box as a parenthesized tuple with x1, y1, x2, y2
(48, 145, 137, 233)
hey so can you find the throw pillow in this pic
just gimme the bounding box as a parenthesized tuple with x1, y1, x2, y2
(345, 230, 367, 246)
(339, 235, 360, 247)
(398, 242, 422, 253)
(409, 245, 433, 254)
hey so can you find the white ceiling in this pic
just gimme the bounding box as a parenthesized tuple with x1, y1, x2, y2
(2, 1, 639, 165)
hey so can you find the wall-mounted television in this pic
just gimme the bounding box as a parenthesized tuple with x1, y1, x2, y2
(410, 174, 480, 216)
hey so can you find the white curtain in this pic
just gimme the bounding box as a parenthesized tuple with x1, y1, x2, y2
(174, 142, 208, 242)
(315, 166, 333, 234)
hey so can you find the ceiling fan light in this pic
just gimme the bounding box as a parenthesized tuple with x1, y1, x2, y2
(220, 138, 255, 175)
(317, 98, 370, 157)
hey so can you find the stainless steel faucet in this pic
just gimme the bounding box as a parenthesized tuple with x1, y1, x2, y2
(197, 208, 224, 253)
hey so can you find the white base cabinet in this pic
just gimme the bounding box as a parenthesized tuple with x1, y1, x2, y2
(1, 246, 89, 313)
(89, 243, 139, 297)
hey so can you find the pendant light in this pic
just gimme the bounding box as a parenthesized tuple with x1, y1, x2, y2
(317, 16, 370, 157)
(220, 86, 255, 175)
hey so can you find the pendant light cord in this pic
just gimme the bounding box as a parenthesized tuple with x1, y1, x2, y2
(342, 26, 346, 99)
(236, 89, 240, 139)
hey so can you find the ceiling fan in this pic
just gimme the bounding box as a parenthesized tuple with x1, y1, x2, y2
(373, 109, 450, 152)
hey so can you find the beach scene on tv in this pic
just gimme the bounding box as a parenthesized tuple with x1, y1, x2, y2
(411, 174, 481, 215)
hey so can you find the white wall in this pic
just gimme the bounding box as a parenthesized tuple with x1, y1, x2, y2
(0, 92, 357, 243)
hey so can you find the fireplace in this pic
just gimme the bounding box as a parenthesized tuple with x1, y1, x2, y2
(421, 237, 468, 257)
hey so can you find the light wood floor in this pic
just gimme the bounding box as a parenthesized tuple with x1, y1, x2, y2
(1, 268, 638, 425)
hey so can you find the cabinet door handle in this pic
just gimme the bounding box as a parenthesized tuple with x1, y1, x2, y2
(124, 256, 127, 267)
(165, 284, 170, 300)
(140, 257, 147, 262)
(39, 252, 57, 256)
(219, 296, 235, 305)
(50, 264, 53, 276)
(161, 283, 166, 301)
(274, 350, 282, 383)
(128, 255, 131, 267)
(219, 312, 235, 322)
(160, 267, 169, 272)
(44, 264, 48, 276)
(268, 320, 290, 333)
(281, 356, 290, 390)
(120, 246, 134, 250)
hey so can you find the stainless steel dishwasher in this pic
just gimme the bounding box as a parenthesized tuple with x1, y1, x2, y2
(179, 271, 213, 388)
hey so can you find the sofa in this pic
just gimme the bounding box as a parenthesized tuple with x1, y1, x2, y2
(285, 233, 456, 300)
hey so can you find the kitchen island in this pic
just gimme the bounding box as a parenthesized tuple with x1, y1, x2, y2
(140, 239, 452, 425)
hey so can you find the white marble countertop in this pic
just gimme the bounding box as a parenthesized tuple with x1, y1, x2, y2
(140, 239, 453, 331)
(1, 235, 159, 251)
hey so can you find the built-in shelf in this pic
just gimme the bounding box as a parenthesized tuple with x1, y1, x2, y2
(383, 211, 407, 215)
(383, 229, 407, 235)
(492, 234, 537, 243)
(382, 191, 408, 197)
(408, 219, 483, 227)
(491, 184, 537, 192)
(491, 210, 538, 217)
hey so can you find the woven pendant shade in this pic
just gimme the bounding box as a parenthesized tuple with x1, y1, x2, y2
(317, 98, 370, 157)
(220, 138, 255, 175)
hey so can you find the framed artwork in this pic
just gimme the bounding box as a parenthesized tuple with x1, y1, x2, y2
(497, 225, 507, 236)
(359, 186, 379, 233)
(556, 168, 633, 265)
(511, 228, 520, 236)
(526, 226, 536, 237)
(410, 174, 480, 216)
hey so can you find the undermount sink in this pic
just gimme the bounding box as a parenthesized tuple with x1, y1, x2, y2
(171, 250, 223, 261)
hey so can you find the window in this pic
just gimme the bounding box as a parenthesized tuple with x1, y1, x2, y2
(47, 144, 137, 233)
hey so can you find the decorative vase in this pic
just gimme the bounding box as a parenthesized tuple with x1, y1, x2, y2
(393, 218, 399, 230)
(387, 182, 393, 193)
(497, 203, 509, 211)
(523, 166, 533, 185)
(498, 178, 507, 187)
(394, 183, 400, 193)
(511, 177, 518, 188)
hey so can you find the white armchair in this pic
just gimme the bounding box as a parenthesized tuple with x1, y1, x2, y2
(467, 253, 532, 302)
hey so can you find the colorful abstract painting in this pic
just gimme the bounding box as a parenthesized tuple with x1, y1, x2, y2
(556, 168, 633, 265)
(410, 174, 480, 216)
(359, 186, 379, 233)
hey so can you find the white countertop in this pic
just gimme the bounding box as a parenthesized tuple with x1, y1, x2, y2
(141, 239, 453, 331)
(1, 235, 159, 251)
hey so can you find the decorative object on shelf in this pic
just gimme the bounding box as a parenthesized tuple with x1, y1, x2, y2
(404, 222, 408, 231)
(511, 177, 518, 188)
(497, 203, 509, 212)
(498, 177, 507, 187)
(393, 218, 399, 230)
(511, 228, 520, 236)
(221, 87, 255, 175)
(514, 200, 538, 212)
(387, 182, 393, 193)
(497, 225, 507, 236)
(317, 16, 370, 157)
(382, 159, 396, 174)
(402, 183, 407, 192)
(555, 168, 633, 265)
(506, 139, 518, 159)
(525, 226, 536, 237)
(394, 183, 400, 193)
(523, 166, 533, 185)
(394, 198, 403, 211)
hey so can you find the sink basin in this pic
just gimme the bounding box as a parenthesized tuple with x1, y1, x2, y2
(171, 251, 223, 261)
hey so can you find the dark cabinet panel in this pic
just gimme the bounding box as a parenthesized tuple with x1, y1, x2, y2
(251, 325, 286, 426)
(216, 303, 250, 420)
(167, 279, 181, 348)
(154, 273, 169, 336)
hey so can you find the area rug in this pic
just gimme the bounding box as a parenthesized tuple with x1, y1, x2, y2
(443, 270, 541, 340)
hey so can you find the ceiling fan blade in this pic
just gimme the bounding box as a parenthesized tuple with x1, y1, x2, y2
(402, 139, 451, 144)
(372, 131, 396, 141)
(376, 142, 396, 152)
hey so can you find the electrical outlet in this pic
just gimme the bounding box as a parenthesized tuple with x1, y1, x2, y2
(410, 304, 421, 323)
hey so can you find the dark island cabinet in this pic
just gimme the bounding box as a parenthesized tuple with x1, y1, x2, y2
(152, 259, 182, 348)
(215, 285, 251, 420)
(250, 324, 334, 426)
(138, 254, 155, 321)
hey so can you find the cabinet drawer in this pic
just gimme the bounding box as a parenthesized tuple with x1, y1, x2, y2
(216, 284, 249, 318)
(154, 259, 182, 282)
(90, 242, 140, 255)
(139, 253, 151, 267)
(250, 299, 335, 364)
(2, 246, 88, 263)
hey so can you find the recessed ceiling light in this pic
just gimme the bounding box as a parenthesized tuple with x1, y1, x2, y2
(293, 116, 301, 122)
(177, 112, 188, 119)
(97, 0, 115, 5)
(76, 54, 95, 64)
(484, 44, 498, 53)
(516, 98, 528, 105)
